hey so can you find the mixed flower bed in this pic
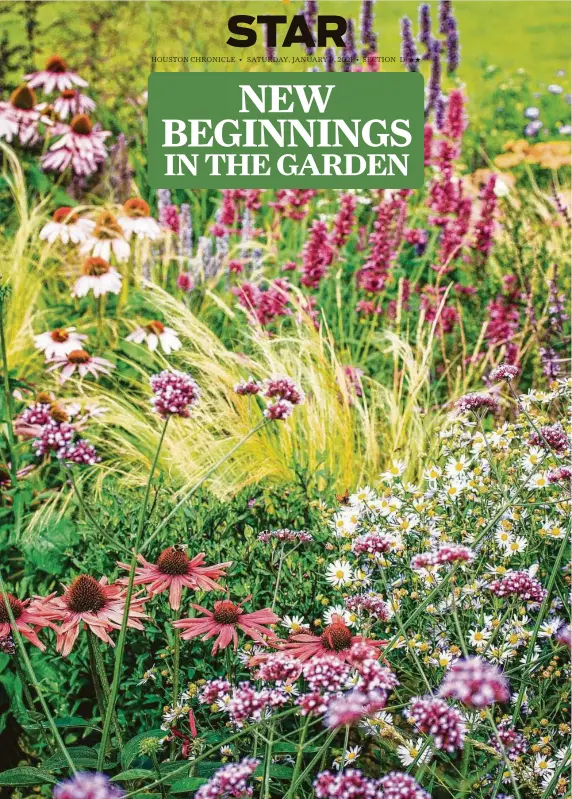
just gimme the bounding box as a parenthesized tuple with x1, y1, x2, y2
(0, 1, 569, 798)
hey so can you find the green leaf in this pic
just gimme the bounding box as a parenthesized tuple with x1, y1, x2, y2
(44, 746, 99, 770)
(169, 777, 208, 793)
(253, 764, 295, 779)
(0, 766, 58, 786)
(121, 729, 165, 769)
(111, 769, 154, 782)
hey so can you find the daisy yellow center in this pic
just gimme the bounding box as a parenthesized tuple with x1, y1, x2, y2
(53, 207, 79, 224)
(212, 600, 241, 625)
(156, 547, 189, 576)
(123, 198, 150, 218)
(65, 575, 106, 614)
(10, 85, 36, 111)
(321, 621, 352, 652)
(51, 328, 69, 343)
(146, 320, 165, 335)
(71, 114, 93, 135)
(46, 55, 68, 73)
(0, 593, 24, 623)
(94, 211, 122, 240)
(83, 257, 110, 277)
(67, 349, 91, 365)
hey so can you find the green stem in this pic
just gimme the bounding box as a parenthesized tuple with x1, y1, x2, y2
(0, 576, 76, 773)
(271, 544, 285, 613)
(98, 417, 170, 770)
(287, 713, 310, 798)
(143, 420, 267, 552)
(87, 630, 107, 725)
(340, 725, 350, 773)
(261, 719, 276, 799)
(89, 629, 124, 748)
(66, 466, 131, 556)
(0, 288, 23, 539)
(170, 613, 181, 761)
(151, 751, 167, 799)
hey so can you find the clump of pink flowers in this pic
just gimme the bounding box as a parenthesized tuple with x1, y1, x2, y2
(301, 219, 333, 289)
(439, 657, 510, 707)
(405, 696, 466, 752)
(150, 370, 201, 418)
(195, 757, 259, 799)
(257, 528, 313, 544)
(489, 570, 547, 604)
(53, 772, 125, 799)
(489, 363, 520, 383)
(456, 392, 499, 415)
(529, 423, 569, 454)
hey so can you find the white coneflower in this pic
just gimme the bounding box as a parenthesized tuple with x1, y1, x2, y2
(126, 321, 182, 354)
(39, 207, 95, 245)
(34, 327, 87, 358)
(25, 55, 88, 93)
(117, 198, 161, 241)
(46, 349, 114, 384)
(73, 257, 123, 298)
(80, 211, 130, 262)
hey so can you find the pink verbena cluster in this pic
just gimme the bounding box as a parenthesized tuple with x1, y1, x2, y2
(406, 696, 466, 752)
(255, 653, 302, 684)
(257, 528, 313, 544)
(234, 377, 262, 396)
(195, 758, 259, 799)
(439, 657, 510, 707)
(456, 392, 499, 415)
(263, 376, 305, 422)
(489, 363, 519, 383)
(198, 679, 231, 705)
(314, 769, 429, 799)
(54, 773, 125, 799)
(489, 571, 547, 604)
(380, 772, 431, 799)
(492, 721, 528, 760)
(33, 420, 74, 458)
(302, 654, 351, 693)
(411, 544, 475, 570)
(352, 532, 393, 557)
(63, 439, 100, 465)
(345, 592, 391, 622)
(149, 370, 200, 418)
(529, 423, 569, 454)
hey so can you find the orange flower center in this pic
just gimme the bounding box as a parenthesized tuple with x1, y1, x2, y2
(93, 211, 122, 240)
(70, 114, 92, 135)
(53, 207, 79, 224)
(83, 257, 110, 276)
(61, 89, 77, 99)
(213, 600, 241, 625)
(65, 575, 106, 614)
(46, 55, 68, 73)
(123, 198, 150, 218)
(320, 622, 352, 652)
(156, 547, 189, 576)
(10, 85, 36, 111)
(145, 320, 165, 335)
(51, 327, 69, 342)
(0, 594, 24, 623)
(67, 349, 90, 365)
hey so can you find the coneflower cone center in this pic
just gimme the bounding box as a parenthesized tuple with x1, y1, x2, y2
(321, 622, 352, 652)
(146, 320, 165, 335)
(46, 55, 68, 73)
(65, 575, 106, 613)
(67, 349, 90, 365)
(10, 86, 36, 111)
(51, 327, 69, 342)
(83, 257, 110, 276)
(61, 89, 77, 99)
(0, 594, 24, 623)
(213, 601, 241, 625)
(123, 198, 150, 218)
(157, 547, 189, 576)
(94, 212, 122, 239)
(53, 207, 78, 224)
(71, 114, 92, 135)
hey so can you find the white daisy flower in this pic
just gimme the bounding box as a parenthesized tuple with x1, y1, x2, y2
(396, 738, 432, 767)
(126, 321, 182, 354)
(324, 605, 355, 627)
(381, 459, 406, 482)
(325, 559, 353, 587)
(281, 615, 308, 633)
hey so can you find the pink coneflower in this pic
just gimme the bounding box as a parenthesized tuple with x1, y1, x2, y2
(42, 113, 110, 176)
(40, 207, 95, 245)
(126, 321, 182, 355)
(149, 370, 200, 418)
(456, 392, 499, 415)
(489, 363, 519, 384)
(117, 547, 232, 611)
(173, 598, 279, 655)
(0, 592, 59, 651)
(489, 570, 547, 604)
(0, 85, 49, 145)
(54, 772, 125, 799)
(195, 758, 258, 799)
(46, 575, 148, 656)
(74, 257, 123, 298)
(439, 657, 510, 707)
(80, 211, 130, 262)
(25, 55, 88, 93)
(117, 198, 161, 241)
(406, 696, 466, 752)
(52, 89, 96, 120)
(379, 772, 430, 799)
(46, 349, 115, 384)
(279, 615, 385, 662)
(34, 326, 87, 358)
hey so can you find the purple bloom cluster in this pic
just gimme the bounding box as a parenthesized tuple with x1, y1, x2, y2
(492, 721, 528, 760)
(33, 420, 74, 458)
(198, 679, 231, 705)
(529, 423, 569, 454)
(406, 696, 466, 752)
(345, 592, 391, 622)
(234, 377, 262, 396)
(489, 570, 547, 604)
(489, 363, 520, 383)
(54, 773, 125, 799)
(149, 369, 200, 418)
(314, 768, 429, 799)
(352, 531, 393, 557)
(255, 653, 302, 684)
(257, 528, 313, 545)
(195, 758, 259, 799)
(380, 772, 431, 799)
(456, 392, 499, 415)
(400, 17, 419, 71)
(303, 654, 351, 693)
(63, 439, 101, 465)
(411, 544, 475, 570)
(439, 657, 510, 707)
(548, 466, 572, 485)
